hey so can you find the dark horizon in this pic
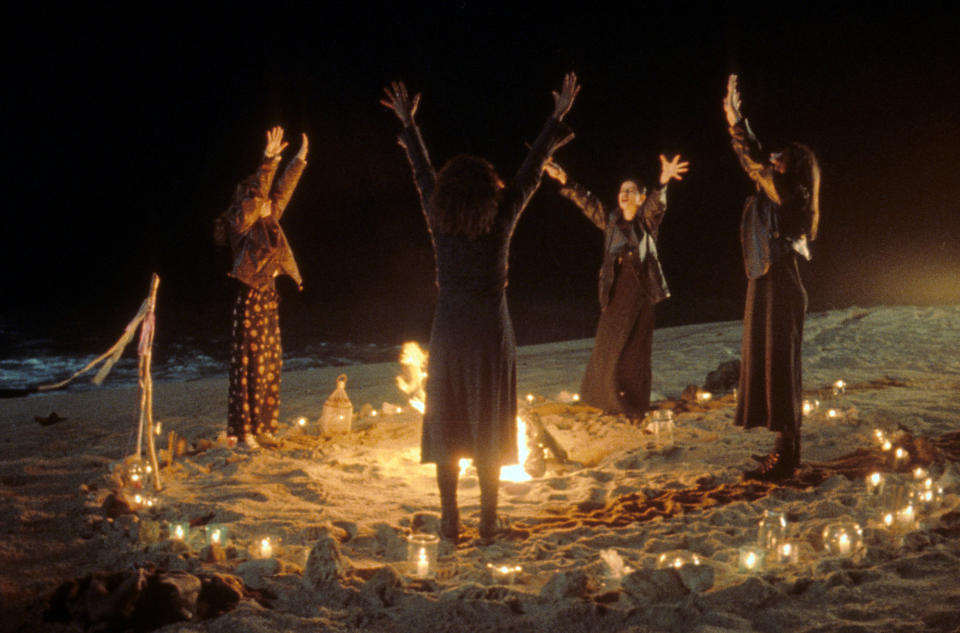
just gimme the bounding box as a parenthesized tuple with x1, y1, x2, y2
(3, 3, 959, 353)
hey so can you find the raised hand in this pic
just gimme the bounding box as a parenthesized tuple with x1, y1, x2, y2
(659, 154, 690, 185)
(295, 133, 309, 161)
(542, 157, 568, 185)
(723, 74, 743, 127)
(551, 72, 581, 121)
(380, 81, 421, 127)
(264, 125, 288, 158)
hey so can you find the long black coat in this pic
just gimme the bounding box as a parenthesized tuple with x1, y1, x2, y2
(398, 117, 573, 466)
(729, 118, 812, 433)
(558, 180, 669, 415)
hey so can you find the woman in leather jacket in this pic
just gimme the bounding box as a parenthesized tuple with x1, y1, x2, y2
(724, 74, 820, 481)
(543, 153, 688, 419)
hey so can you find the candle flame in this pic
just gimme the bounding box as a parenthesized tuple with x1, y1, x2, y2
(499, 417, 532, 482)
(884, 513, 893, 526)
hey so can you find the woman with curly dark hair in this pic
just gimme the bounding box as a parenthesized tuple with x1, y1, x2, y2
(382, 75, 579, 540)
(724, 74, 820, 481)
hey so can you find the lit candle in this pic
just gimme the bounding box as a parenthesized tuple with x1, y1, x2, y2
(873, 428, 886, 444)
(171, 523, 187, 541)
(883, 512, 894, 527)
(416, 547, 429, 577)
(205, 524, 227, 546)
(881, 440, 893, 451)
(776, 541, 799, 565)
(487, 563, 522, 584)
(822, 522, 863, 557)
(833, 379, 846, 396)
(738, 545, 765, 572)
(297, 417, 307, 427)
(696, 390, 712, 405)
(802, 400, 814, 415)
(826, 408, 840, 419)
(865, 471, 884, 495)
(837, 533, 851, 555)
(893, 447, 908, 468)
(259, 537, 273, 559)
(913, 467, 928, 480)
(525, 393, 535, 404)
(572, 393, 580, 402)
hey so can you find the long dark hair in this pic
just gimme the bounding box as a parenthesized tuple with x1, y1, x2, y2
(774, 142, 820, 241)
(429, 154, 503, 239)
(214, 175, 261, 246)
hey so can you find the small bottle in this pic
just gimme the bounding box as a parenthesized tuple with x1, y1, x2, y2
(320, 374, 353, 433)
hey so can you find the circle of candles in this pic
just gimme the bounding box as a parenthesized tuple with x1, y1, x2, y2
(865, 471, 885, 495)
(833, 379, 846, 396)
(406, 533, 439, 578)
(822, 522, 863, 557)
(757, 510, 787, 552)
(487, 563, 522, 584)
(738, 545, 765, 572)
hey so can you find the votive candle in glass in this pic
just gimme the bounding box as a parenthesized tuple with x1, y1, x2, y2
(775, 540, 800, 565)
(407, 533, 439, 578)
(822, 522, 863, 557)
(757, 510, 787, 552)
(656, 550, 703, 570)
(832, 379, 846, 396)
(738, 545, 765, 572)
(256, 536, 275, 559)
(168, 521, 190, 541)
(648, 410, 675, 449)
(865, 471, 885, 496)
(204, 524, 228, 546)
(487, 563, 522, 584)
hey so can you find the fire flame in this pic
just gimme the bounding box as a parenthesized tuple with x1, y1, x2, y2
(397, 342, 534, 482)
(397, 342, 428, 413)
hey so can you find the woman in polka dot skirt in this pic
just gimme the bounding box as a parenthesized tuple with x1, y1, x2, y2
(216, 126, 308, 448)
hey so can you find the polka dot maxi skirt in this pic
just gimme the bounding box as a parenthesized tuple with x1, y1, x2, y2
(228, 286, 281, 438)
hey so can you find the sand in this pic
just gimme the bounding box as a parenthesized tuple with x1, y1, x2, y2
(2, 304, 960, 632)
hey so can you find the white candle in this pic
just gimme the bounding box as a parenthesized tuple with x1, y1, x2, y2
(259, 537, 273, 558)
(210, 529, 221, 544)
(416, 547, 429, 577)
(866, 471, 884, 494)
(173, 524, 185, 540)
(833, 379, 846, 395)
(837, 533, 851, 555)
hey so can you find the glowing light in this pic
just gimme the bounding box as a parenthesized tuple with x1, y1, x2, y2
(913, 467, 928, 480)
(827, 408, 839, 418)
(397, 342, 428, 414)
(525, 393, 535, 403)
(882, 440, 893, 451)
(833, 379, 846, 396)
(259, 537, 273, 559)
(572, 393, 580, 402)
(499, 417, 531, 482)
(884, 513, 894, 526)
(297, 417, 307, 427)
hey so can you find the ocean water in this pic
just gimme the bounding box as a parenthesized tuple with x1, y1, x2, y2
(0, 329, 398, 396)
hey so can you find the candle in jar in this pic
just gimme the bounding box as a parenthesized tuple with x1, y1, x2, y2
(913, 467, 928, 480)
(259, 537, 273, 558)
(833, 379, 846, 395)
(865, 471, 884, 495)
(738, 545, 765, 572)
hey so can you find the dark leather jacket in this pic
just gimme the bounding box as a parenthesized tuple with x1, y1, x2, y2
(730, 118, 812, 280)
(225, 154, 306, 290)
(559, 180, 670, 309)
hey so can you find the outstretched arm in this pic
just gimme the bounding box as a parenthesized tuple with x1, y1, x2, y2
(507, 73, 579, 221)
(382, 81, 436, 213)
(271, 133, 309, 220)
(724, 75, 779, 203)
(544, 157, 608, 231)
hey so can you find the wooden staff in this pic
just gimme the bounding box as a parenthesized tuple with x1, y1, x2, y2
(137, 274, 162, 490)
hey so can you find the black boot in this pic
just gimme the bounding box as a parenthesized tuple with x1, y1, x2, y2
(436, 462, 461, 540)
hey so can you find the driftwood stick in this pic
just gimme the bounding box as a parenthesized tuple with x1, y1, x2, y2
(165, 430, 177, 467)
(140, 274, 162, 491)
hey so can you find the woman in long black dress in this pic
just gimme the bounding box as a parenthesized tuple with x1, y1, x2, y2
(216, 126, 308, 449)
(723, 74, 820, 481)
(382, 75, 579, 539)
(543, 154, 688, 418)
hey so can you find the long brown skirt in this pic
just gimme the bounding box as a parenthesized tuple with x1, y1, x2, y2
(734, 253, 807, 432)
(580, 265, 654, 417)
(227, 285, 282, 438)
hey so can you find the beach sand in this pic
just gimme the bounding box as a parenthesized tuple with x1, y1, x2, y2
(2, 305, 960, 632)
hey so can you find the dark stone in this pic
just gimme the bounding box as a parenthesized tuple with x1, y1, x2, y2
(703, 359, 741, 394)
(101, 492, 134, 518)
(197, 573, 245, 619)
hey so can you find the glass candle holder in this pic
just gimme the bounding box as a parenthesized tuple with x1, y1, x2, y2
(832, 379, 846, 396)
(738, 545, 765, 572)
(757, 510, 787, 552)
(822, 522, 864, 557)
(648, 410, 675, 449)
(892, 447, 909, 469)
(204, 524, 229, 546)
(487, 563, 522, 585)
(255, 536, 278, 559)
(168, 521, 190, 542)
(774, 540, 800, 565)
(407, 533, 439, 578)
(911, 478, 944, 513)
(865, 471, 885, 496)
(126, 460, 146, 489)
(656, 550, 703, 570)
(880, 480, 911, 511)
(695, 389, 712, 406)
(802, 399, 820, 416)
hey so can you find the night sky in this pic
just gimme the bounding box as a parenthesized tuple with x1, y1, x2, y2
(2, 2, 958, 351)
